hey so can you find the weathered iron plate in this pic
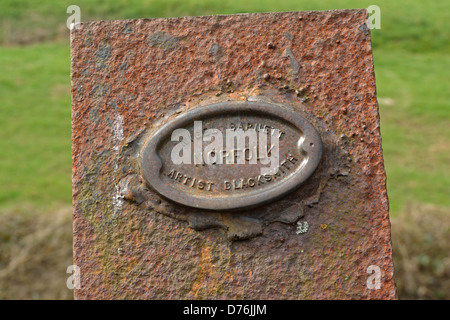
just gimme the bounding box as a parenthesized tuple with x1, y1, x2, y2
(141, 101, 322, 210)
(71, 10, 397, 300)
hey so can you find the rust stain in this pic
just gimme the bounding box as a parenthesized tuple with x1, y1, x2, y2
(188, 246, 214, 299)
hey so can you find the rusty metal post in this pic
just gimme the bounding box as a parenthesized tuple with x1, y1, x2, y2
(71, 10, 396, 299)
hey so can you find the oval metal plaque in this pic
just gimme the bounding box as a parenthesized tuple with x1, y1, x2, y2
(141, 101, 322, 210)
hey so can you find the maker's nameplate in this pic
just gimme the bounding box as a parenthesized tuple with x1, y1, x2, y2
(141, 101, 322, 210)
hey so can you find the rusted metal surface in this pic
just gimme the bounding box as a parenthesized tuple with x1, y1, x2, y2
(71, 10, 396, 299)
(140, 100, 322, 210)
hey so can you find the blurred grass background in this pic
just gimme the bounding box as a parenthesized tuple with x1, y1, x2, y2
(0, 0, 448, 299)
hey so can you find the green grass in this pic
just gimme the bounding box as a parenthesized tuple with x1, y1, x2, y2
(374, 49, 450, 213)
(0, 44, 71, 210)
(0, 0, 449, 215)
